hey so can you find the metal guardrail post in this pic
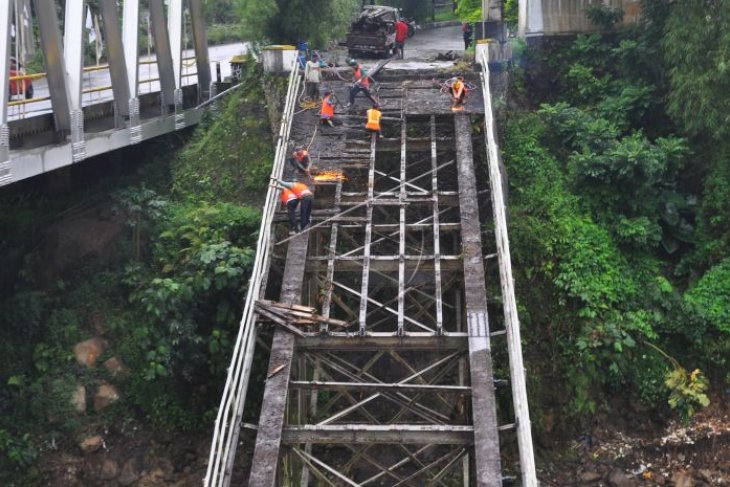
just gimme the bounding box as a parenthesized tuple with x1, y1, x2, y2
(479, 49, 538, 487)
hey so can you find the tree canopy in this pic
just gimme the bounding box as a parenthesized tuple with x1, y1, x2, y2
(236, 0, 360, 48)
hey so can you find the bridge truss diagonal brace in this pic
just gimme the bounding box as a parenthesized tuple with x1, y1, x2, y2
(148, 0, 176, 110)
(122, 0, 141, 142)
(188, 0, 212, 100)
(98, 0, 130, 120)
(454, 113, 503, 487)
(33, 0, 72, 135)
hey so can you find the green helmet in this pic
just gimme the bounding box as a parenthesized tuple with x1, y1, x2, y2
(347, 59, 358, 66)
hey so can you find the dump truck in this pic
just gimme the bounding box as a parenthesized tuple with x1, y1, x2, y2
(346, 5, 401, 58)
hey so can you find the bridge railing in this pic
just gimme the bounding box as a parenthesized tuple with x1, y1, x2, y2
(7, 57, 199, 121)
(204, 56, 302, 487)
(478, 47, 538, 487)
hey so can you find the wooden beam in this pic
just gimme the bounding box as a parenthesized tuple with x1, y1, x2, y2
(282, 425, 474, 444)
(248, 231, 310, 487)
(431, 116, 445, 334)
(290, 381, 471, 393)
(297, 334, 468, 351)
(358, 133, 377, 334)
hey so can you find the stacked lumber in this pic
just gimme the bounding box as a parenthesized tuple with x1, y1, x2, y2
(255, 300, 349, 336)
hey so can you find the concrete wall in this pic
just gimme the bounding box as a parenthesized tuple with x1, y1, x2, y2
(526, 0, 641, 37)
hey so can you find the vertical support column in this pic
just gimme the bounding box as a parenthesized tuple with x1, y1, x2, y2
(358, 134, 377, 335)
(33, 0, 72, 137)
(454, 113, 502, 487)
(99, 0, 130, 120)
(149, 0, 176, 113)
(188, 0, 212, 101)
(397, 116, 407, 335)
(0, 0, 12, 185)
(518, 0, 527, 38)
(20, 0, 35, 58)
(122, 0, 141, 143)
(430, 116, 444, 334)
(167, 0, 184, 127)
(64, 0, 87, 162)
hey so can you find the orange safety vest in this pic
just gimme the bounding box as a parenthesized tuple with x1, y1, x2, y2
(280, 188, 298, 204)
(366, 109, 382, 131)
(290, 182, 313, 198)
(354, 66, 369, 88)
(452, 79, 465, 98)
(321, 95, 335, 119)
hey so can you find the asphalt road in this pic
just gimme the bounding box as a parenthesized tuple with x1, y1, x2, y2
(403, 24, 464, 59)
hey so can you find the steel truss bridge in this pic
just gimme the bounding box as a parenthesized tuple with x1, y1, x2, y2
(0, 0, 213, 187)
(204, 51, 538, 486)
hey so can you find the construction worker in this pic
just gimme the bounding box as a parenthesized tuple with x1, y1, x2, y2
(273, 179, 314, 231)
(320, 91, 335, 127)
(450, 75, 468, 110)
(282, 187, 300, 235)
(347, 59, 378, 109)
(394, 18, 409, 59)
(289, 146, 312, 179)
(304, 53, 322, 101)
(365, 103, 383, 138)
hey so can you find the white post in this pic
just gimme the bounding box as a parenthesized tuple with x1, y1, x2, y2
(0, 0, 12, 185)
(64, 0, 87, 162)
(122, 0, 140, 142)
(518, 0, 527, 37)
(167, 0, 184, 125)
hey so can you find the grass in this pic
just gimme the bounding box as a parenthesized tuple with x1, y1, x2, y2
(433, 8, 459, 23)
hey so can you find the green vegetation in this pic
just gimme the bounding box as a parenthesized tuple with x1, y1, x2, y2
(0, 60, 273, 483)
(236, 0, 360, 48)
(503, 2, 729, 432)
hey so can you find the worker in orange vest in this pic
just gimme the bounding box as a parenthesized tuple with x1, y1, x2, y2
(365, 103, 383, 139)
(320, 91, 335, 127)
(289, 146, 312, 179)
(277, 185, 301, 235)
(272, 178, 314, 232)
(347, 59, 377, 110)
(450, 75, 468, 110)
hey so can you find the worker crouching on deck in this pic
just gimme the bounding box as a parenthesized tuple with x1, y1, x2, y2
(320, 91, 335, 127)
(289, 146, 313, 180)
(450, 75, 468, 111)
(365, 103, 383, 139)
(272, 179, 314, 233)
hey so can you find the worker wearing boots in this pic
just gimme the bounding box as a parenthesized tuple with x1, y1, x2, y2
(347, 59, 378, 110)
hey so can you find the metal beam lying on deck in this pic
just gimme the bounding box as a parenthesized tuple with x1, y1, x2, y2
(454, 113, 503, 487)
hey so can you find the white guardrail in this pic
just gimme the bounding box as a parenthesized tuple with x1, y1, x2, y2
(204, 57, 302, 487)
(479, 48, 538, 487)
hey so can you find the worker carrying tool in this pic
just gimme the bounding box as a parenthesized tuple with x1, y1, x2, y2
(365, 103, 383, 138)
(288, 146, 313, 179)
(320, 91, 336, 127)
(272, 178, 314, 233)
(449, 75, 468, 111)
(346, 59, 378, 110)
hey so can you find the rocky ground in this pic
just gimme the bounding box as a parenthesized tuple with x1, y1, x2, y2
(538, 402, 730, 486)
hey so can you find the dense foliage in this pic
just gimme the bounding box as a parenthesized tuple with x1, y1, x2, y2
(236, 0, 360, 48)
(0, 62, 273, 482)
(504, 1, 729, 434)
